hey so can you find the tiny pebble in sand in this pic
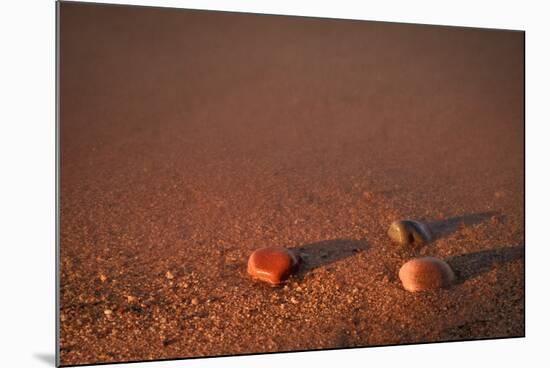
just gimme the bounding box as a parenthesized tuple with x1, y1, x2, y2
(247, 246, 300, 286)
(126, 295, 137, 303)
(399, 257, 456, 292)
(388, 220, 432, 246)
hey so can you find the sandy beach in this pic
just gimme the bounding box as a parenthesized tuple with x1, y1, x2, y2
(59, 3, 524, 365)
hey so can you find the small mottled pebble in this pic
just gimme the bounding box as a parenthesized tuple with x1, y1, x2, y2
(388, 220, 432, 245)
(191, 298, 199, 305)
(165, 271, 174, 280)
(103, 309, 113, 316)
(362, 191, 373, 199)
(99, 274, 108, 282)
(126, 295, 137, 303)
(398, 257, 456, 292)
(247, 246, 300, 285)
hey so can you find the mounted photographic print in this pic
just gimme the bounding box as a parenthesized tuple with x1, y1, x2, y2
(57, 1, 525, 366)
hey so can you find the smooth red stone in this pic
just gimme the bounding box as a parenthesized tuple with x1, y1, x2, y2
(399, 257, 455, 292)
(247, 247, 300, 285)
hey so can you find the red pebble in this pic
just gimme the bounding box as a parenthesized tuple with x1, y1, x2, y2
(247, 247, 300, 285)
(399, 257, 456, 292)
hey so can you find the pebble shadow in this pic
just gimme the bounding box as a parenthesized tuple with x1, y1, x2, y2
(446, 245, 524, 283)
(425, 211, 499, 240)
(293, 239, 369, 273)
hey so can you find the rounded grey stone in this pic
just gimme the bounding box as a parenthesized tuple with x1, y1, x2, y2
(387, 220, 432, 246)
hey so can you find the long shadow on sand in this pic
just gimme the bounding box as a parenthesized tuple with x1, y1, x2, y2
(446, 245, 524, 283)
(293, 239, 369, 273)
(426, 211, 499, 240)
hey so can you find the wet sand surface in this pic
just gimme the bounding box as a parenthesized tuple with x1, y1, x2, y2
(59, 3, 524, 365)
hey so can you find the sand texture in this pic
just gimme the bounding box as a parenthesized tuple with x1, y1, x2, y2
(59, 3, 524, 365)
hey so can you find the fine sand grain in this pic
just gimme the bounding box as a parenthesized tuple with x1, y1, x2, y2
(59, 3, 524, 365)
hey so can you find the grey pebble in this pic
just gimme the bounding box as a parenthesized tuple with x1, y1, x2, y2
(387, 219, 432, 245)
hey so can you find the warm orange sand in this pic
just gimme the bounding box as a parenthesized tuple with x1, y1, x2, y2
(58, 2, 524, 366)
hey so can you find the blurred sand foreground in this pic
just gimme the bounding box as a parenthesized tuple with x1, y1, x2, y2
(59, 2, 524, 365)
